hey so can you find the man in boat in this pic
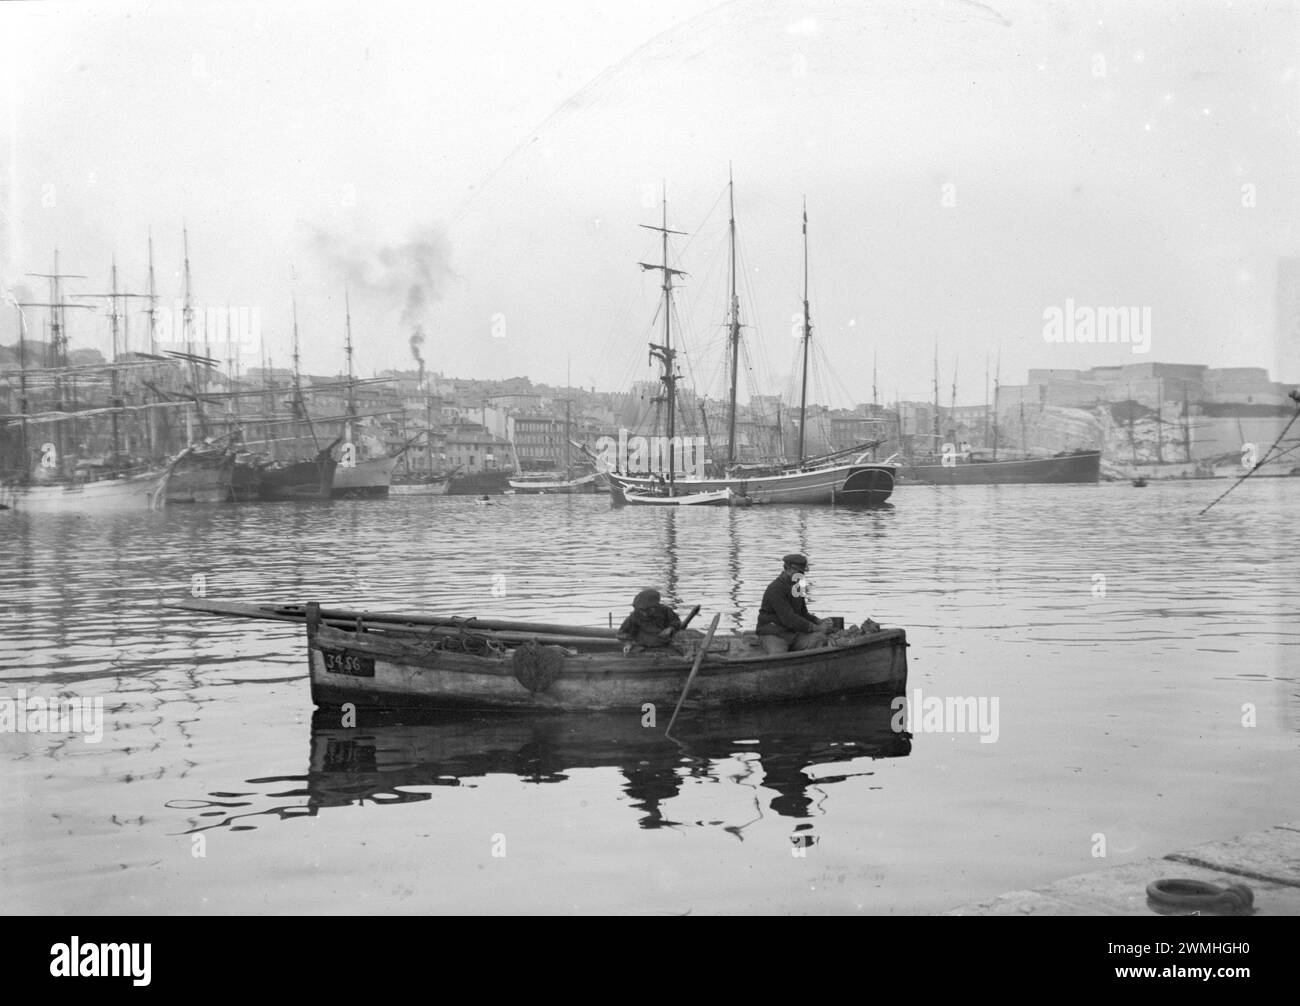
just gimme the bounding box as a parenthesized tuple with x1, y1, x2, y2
(756, 553, 835, 654)
(618, 588, 684, 655)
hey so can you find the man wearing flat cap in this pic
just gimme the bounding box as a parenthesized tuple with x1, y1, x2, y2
(756, 553, 834, 654)
(618, 588, 684, 654)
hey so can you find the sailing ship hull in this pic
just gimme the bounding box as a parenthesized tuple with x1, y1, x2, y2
(259, 458, 338, 501)
(331, 455, 399, 498)
(899, 450, 1101, 486)
(231, 460, 263, 502)
(0, 470, 167, 513)
(165, 449, 236, 504)
(445, 470, 512, 495)
(609, 462, 896, 505)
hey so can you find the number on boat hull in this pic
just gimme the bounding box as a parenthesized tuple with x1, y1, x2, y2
(321, 648, 375, 678)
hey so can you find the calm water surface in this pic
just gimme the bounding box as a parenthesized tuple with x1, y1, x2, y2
(2, 480, 1297, 914)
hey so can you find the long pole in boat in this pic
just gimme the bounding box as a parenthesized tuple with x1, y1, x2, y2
(726, 166, 740, 469)
(797, 199, 810, 465)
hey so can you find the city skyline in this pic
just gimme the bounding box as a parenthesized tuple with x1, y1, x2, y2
(3, 1, 1297, 407)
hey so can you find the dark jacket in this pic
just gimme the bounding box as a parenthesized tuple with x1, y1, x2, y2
(756, 573, 820, 640)
(617, 604, 683, 646)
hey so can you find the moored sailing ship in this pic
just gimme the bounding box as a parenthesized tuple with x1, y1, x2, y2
(607, 181, 895, 506)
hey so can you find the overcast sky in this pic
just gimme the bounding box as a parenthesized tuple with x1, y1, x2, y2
(3, 0, 1297, 407)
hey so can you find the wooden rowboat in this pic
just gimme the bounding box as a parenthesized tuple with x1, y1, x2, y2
(610, 484, 734, 507)
(172, 599, 909, 713)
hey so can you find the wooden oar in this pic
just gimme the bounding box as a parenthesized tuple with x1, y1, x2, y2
(665, 612, 720, 737)
(170, 598, 619, 639)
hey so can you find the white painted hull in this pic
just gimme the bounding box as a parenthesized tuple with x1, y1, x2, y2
(0, 470, 167, 514)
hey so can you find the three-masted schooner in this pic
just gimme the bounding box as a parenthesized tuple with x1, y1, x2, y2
(607, 179, 896, 506)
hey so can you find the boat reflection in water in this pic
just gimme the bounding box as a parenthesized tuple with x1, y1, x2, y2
(174, 693, 910, 838)
(330, 693, 907, 829)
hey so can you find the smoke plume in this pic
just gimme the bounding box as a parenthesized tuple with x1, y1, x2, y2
(410, 326, 426, 388)
(308, 224, 455, 329)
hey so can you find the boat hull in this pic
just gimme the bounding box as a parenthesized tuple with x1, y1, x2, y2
(609, 462, 896, 505)
(259, 458, 338, 500)
(445, 470, 512, 495)
(507, 472, 602, 494)
(900, 451, 1101, 485)
(613, 485, 733, 506)
(0, 470, 167, 513)
(166, 448, 236, 504)
(332, 455, 398, 498)
(390, 477, 449, 496)
(306, 617, 908, 713)
(230, 461, 263, 502)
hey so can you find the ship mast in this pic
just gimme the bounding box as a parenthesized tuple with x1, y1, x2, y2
(726, 168, 741, 468)
(181, 226, 208, 440)
(1155, 379, 1165, 464)
(291, 297, 320, 452)
(932, 338, 940, 449)
(950, 357, 958, 447)
(796, 200, 811, 464)
(24, 252, 90, 471)
(344, 285, 356, 448)
(76, 259, 152, 459)
(640, 185, 687, 494)
(991, 345, 1001, 460)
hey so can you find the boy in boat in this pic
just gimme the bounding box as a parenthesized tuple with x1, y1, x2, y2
(618, 588, 684, 655)
(756, 553, 836, 654)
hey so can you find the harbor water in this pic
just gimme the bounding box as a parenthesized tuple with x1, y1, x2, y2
(2, 479, 1296, 914)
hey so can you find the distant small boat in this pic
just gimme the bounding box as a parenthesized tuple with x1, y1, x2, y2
(390, 472, 450, 496)
(507, 471, 602, 494)
(612, 484, 733, 507)
(1132, 476, 1148, 487)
